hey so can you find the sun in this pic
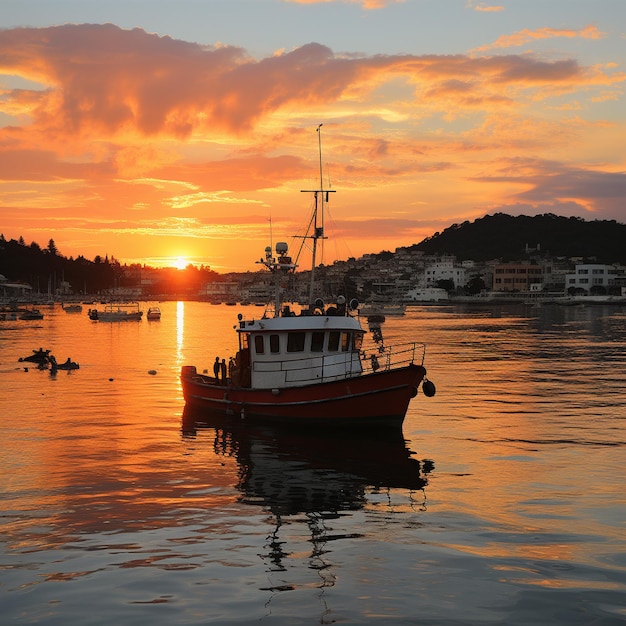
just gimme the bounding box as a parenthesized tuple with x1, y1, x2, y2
(172, 256, 189, 270)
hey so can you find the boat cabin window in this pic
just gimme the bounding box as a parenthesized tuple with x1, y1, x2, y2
(341, 332, 352, 352)
(354, 332, 364, 350)
(270, 334, 280, 353)
(311, 331, 325, 352)
(287, 332, 306, 353)
(254, 335, 264, 354)
(328, 331, 340, 352)
(240, 333, 250, 351)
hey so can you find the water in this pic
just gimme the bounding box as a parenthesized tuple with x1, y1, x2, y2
(1, 302, 625, 625)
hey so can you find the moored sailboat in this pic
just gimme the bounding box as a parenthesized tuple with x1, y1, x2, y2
(88, 302, 143, 321)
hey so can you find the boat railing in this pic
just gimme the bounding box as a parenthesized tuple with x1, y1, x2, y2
(362, 341, 426, 374)
(250, 341, 426, 385)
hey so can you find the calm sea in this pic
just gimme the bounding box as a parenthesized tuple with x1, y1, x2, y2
(1, 301, 625, 625)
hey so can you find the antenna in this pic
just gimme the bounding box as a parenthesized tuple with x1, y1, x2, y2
(301, 124, 335, 305)
(269, 214, 273, 253)
(317, 123, 324, 193)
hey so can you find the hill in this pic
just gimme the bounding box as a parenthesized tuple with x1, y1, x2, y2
(408, 213, 626, 264)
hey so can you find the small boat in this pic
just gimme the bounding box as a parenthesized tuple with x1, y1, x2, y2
(359, 302, 406, 317)
(181, 126, 436, 427)
(20, 308, 44, 320)
(403, 287, 449, 302)
(146, 306, 161, 321)
(62, 303, 83, 313)
(88, 302, 143, 321)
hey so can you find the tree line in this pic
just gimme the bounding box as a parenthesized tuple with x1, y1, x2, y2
(0, 235, 219, 296)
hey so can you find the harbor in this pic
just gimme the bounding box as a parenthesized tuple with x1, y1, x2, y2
(2, 301, 625, 624)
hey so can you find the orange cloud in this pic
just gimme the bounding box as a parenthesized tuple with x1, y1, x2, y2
(474, 25, 605, 52)
(474, 4, 504, 12)
(2, 23, 606, 148)
(284, 0, 402, 8)
(0, 23, 624, 271)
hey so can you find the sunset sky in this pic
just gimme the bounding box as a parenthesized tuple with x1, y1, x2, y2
(1, 0, 625, 272)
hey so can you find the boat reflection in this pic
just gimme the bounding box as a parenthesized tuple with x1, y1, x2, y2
(182, 405, 433, 516)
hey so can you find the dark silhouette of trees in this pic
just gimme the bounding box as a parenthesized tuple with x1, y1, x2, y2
(466, 274, 487, 295)
(410, 213, 626, 263)
(0, 235, 218, 296)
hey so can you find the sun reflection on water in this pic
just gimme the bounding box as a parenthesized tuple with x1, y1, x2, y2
(176, 300, 184, 368)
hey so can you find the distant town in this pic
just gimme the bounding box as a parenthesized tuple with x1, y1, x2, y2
(2, 234, 625, 306)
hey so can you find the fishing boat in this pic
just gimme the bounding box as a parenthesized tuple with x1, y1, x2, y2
(181, 126, 436, 426)
(88, 302, 143, 321)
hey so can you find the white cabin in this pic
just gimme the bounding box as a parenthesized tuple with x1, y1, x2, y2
(233, 313, 364, 389)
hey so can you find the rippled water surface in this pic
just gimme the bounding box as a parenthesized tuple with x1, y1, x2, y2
(1, 301, 625, 625)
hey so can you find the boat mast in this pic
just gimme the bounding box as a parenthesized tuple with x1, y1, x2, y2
(301, 123, 334, 306)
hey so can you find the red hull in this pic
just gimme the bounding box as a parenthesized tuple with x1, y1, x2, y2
(181, 364, 426, 425)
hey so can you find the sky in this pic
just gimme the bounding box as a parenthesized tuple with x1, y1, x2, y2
(1, 0, 625, 273)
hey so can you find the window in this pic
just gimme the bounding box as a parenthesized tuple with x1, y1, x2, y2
(254, 335, 264, 354)
(287, 332, 306, 352)
(269, 334, 280, 353)
(354, 332, 364, 350)
(311, 331, 325, 352)
(328, 331, 340, 351)
(341, 333, 351, 352)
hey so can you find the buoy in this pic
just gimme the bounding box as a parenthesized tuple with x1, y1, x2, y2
(148, 370, 157, 375)
(422, 379, 436, 397)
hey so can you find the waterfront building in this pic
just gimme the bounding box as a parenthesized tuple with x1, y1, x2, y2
(565, 263, 620, 295)
(492, 262, 543, 292)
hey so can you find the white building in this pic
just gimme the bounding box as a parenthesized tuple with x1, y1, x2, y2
(424, 257, 467, 288)
(565, 263, 619, 294)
